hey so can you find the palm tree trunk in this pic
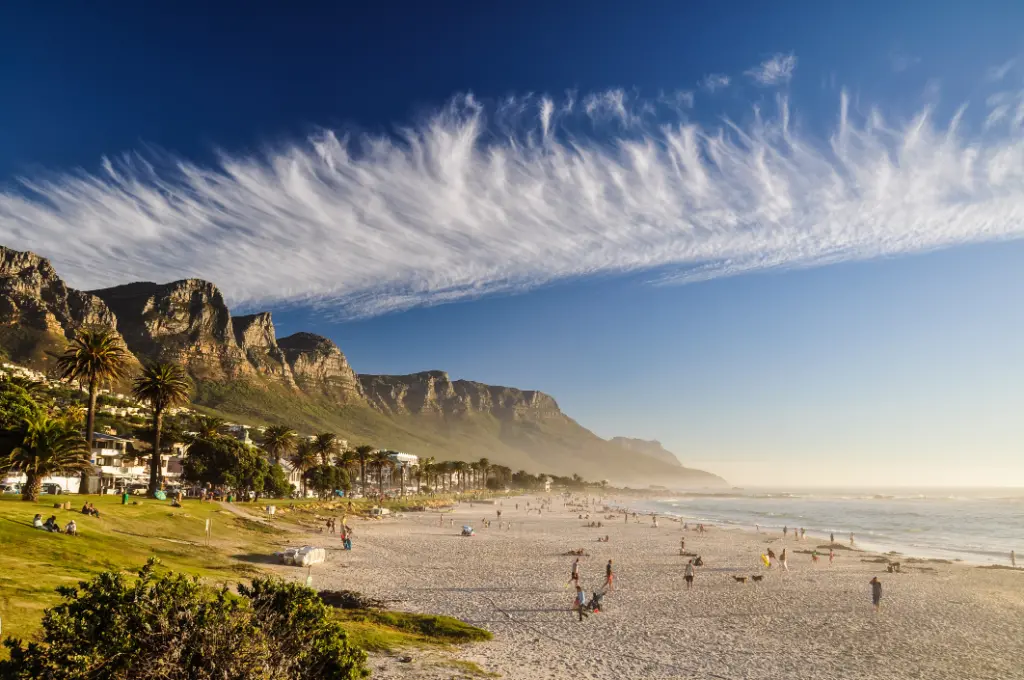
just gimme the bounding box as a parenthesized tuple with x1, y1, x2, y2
(148, 408, 163, 496)
(360, 457, 367, 496)
(23, 472, 41, 502)
(80, 378, 98, 494)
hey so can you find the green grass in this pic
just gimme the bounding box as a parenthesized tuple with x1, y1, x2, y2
(332, 610, 492, 652)
(0, 493, 493, 661)
(0, 494, 282, 642)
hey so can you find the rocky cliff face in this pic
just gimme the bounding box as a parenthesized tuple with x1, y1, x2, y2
(277, 332, 362, 403)
(91, 279, 254, 381)
(232, 313, 296, 387)
(0, 246, 129, 364)
(359, 370, 564, 421)
(609, 437, 682, 467)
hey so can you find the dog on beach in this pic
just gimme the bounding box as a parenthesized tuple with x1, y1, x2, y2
(732, 576, 748, 583)
(751, 575, 764, 582)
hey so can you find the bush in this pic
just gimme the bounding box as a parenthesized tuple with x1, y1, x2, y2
(0, 561, 367, 680)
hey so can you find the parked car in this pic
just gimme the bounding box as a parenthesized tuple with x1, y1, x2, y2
(41, 483, 64, 495)
(1, 483, 21, 494)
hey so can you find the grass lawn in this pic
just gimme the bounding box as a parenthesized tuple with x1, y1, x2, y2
(0, 492, 494, 664)
(0, 493, 281, 642)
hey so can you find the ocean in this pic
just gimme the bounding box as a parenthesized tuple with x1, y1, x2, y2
(641, 488, 1023, 565)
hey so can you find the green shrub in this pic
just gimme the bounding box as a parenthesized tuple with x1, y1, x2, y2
(0, 560, 367, 680)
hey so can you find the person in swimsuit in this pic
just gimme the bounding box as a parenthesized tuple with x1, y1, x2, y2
(829, 548, 835, 565)
(779, 548, 789, 571)
(605, 559, 614, 591)
(684, 559, 695, 590)
(767, 548, 776, 567)
(568, 557, 580, 586)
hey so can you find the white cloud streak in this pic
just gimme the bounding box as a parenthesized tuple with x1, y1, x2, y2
(3, 87, 1024, 318)
(700, 74, 730, 92)
(746, 53, 798, 85)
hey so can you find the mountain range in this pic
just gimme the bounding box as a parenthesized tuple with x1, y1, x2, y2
(0, 245, 724, 487)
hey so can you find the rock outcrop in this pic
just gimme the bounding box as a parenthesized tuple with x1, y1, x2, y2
(277, 332, 362, 403)
(232, 313, 296, 387)
(0, 246, 128, 365)
(358, 371, 564, 422)
(0, 244, 726, 486)
(91, 279, 254, 381)
(609, 437, 682, 467)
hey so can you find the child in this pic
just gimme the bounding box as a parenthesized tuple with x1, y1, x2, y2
(574, 585, 588, 621)
(684, 559, 695, 590)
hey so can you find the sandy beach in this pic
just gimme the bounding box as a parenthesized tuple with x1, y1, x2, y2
(294, 496, 1023, 680)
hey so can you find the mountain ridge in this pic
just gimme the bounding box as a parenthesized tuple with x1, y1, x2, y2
(0, 245, 725, 487)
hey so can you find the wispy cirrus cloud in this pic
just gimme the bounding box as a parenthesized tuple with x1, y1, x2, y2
(700, 74, 730, 92)
(3, 83, 1024, 319)
(746, 53, 797, 85)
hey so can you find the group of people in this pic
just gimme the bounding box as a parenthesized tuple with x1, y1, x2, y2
(81, 502, 100, 518)
(33, 514, 76, 535)
(323, 517, 353, 550)
(568, 556, 615, 621)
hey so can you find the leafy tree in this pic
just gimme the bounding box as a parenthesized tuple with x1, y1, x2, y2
(0, 374, 47, 399)
(290, 440, 317, 497)
(183, 436, 270, 497)
(368, 450, 393, 496)
(0, 382, 43, 432)
(265, 462, 292, 498)
(1, 412, 91, 501)
(304, 464, 350, 499)
(0, 561, 367, 679)
(56, 328, 132, 492)
(132, 362, 191, 496)
(260, 425, 297, 464)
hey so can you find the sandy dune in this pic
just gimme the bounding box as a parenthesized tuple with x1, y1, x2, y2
(299, 496, 1023, 679)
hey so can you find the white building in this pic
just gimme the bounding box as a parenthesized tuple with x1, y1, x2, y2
(90, 432, 179, 493)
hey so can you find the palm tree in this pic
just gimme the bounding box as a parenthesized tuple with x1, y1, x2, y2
(354, 444, 374, 495)
(132, 362, 191, 497)
(452, 461, 468, 492)
(2, 412, 91, 501)
(261, 425, 297, 464)
(312, 433, 338, 466)
(56, 328, 132, 493)
(369, 450, 393, 497)
(335, 448, 359, 483)
(290, 440, 317, 497)
(420, 457, 436, 493)
(191, 414, 225, 441)
(477, 457, 490, 490)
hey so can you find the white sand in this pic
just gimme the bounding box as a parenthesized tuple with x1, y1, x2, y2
(298, 496, 1024, 680)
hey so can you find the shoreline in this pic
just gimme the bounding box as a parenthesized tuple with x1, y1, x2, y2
(280, 494, 1024, 679)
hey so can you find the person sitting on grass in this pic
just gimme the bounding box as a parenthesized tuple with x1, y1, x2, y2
(33, 514, 44, 529)
(65, 519, 77, 536)
(43, 515, 60, 532)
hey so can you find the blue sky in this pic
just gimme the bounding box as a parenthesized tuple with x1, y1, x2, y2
(2, 1, 1023, 485)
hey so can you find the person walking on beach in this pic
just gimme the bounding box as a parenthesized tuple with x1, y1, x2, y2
(800, 527, 806, 541)
(568, 557, 580, 586)
(850, 532, 855, 546)
(1012, 550, 1016, 568)
(783, 526, 788, 538)
(779, 548, 789, 571)
(684, 559, 695, 590)
(767, 548, 776, 568)
(830, 532, 834, 544)
(605, 559, 615, 592)
(574, 585, 588, 621)
(829, 548, 835, 565)
(870, 577, 882, 612)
